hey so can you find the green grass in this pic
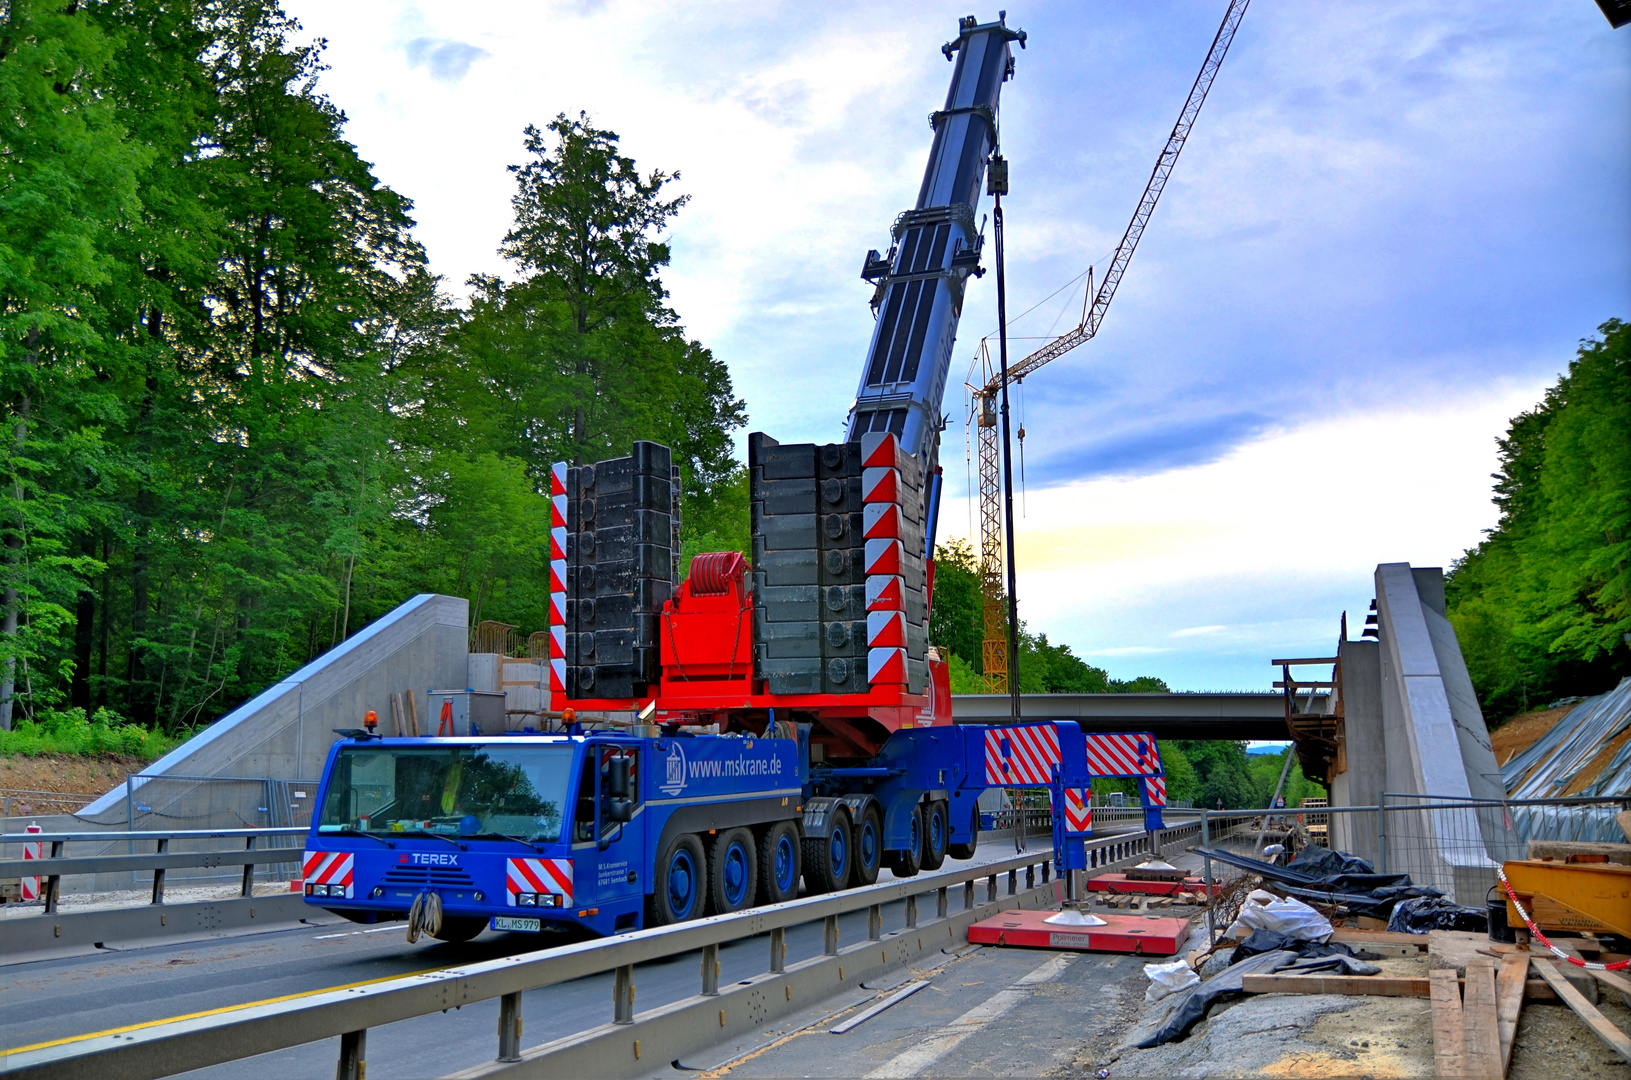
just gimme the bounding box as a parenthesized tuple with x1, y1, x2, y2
(0, 708, 191, 762)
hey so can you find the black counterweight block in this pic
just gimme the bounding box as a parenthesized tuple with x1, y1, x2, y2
(821, 619, 869, 656)
(750, 435, 817, 480)
(756, 478, 819, 517)
(592, 512, 671, 561)
(818, 441, 863, 478)
(756, 548, 819, 587)
(753, 510, 818, 551)
(583, 477, 672, 527)
(819, 546, 862, 585)
(595, 545, 674, 592)
(757, 654, 823, 696)
(754, 582, 821, 623)
(752, 618, 821, 659)
(817, 474, 863, 514)
(821, 584, 866, 621)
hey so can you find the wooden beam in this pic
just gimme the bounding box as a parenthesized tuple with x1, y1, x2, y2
(1527, 839, 1631, 866)
(1585, 964, 1631, 1000)
(1241, 974, 1432, 998)
(1495, 953, 1529, 1076)
(1432, 968, 1467, 1079)
(1461, 960, 1501, 1080)
(1532, 958, 1631, 1066)
(1330, 929, 1431, 948)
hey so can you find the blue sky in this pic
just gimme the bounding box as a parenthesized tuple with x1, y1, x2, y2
(284, 1, 1630, 691)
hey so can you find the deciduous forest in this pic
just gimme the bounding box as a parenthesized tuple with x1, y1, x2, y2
(1447, 320, 1630, 723)
(0, 2, 744, 737)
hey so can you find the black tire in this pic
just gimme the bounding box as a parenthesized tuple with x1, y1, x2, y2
(853, 803, 883, 886)
(920, 800, 949, 871)
(708, 828, 758, 915)
(647, 832, 706, 926)
(802, 807, 851, 894)
(948, 802, 979, 860)
(758, 820, 802, 905)
(884, 804, 923, 878)
(429, 916, 486, 943)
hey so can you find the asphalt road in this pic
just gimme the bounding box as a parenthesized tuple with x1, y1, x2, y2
(0, 828, 1099, 1079)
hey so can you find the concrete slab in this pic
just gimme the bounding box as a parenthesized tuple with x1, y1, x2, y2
(967, 909, 1188, 956)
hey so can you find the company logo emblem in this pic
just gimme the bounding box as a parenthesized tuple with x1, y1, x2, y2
(660, 743, 688, 796)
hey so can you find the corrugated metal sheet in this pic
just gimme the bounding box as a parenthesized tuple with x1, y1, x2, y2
(1503, 678, 1631, 799)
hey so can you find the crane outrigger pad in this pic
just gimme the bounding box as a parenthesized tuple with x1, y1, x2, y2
(967, 909, 1188, 955)
(1086, 872, 1220, 897)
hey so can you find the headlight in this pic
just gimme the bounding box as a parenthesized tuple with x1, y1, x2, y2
(371, 887, 384, 899)
(540, 893, 561, 908)
(473, 891, 484, 903)
(518, 893, 537, 907)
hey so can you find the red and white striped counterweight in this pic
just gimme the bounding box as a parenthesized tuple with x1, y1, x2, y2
(548, 462, 569, 697)
(506, 857, 573, 906)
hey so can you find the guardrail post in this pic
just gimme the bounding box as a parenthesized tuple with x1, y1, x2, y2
(702, 943, 720, 995)
(497, 992, 522, 1062)
(1007, 869, 1016, 895)
(963, 880, 975, 910)
(824, 915, 839, 956)
(905, 894, 917, 929)
(770, 927, 786, 974)
(867, 904, 882, 940)
(241, 835, 257, 898)
(613, 964, 635, 1025)
(336, 1029, 365, 1080)
(150, 838, 169, 904)
(986, 873, 997, 903)
(44, 840, 62, 914)
(1041, 859, 1049, 884)
(1025, 865, 1034, 890)
(937, 886, 948, 918)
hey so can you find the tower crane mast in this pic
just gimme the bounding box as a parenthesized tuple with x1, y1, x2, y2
(972, 0, 1251, 692)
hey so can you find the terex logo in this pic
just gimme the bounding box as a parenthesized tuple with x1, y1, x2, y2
(410, 852, 460, 866)
(659, 743, 687, 796)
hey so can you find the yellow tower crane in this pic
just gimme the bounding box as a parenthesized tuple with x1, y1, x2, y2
(970, 0, 1252, 693)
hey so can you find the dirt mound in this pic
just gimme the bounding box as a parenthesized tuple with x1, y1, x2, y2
(1491, 705, 1574, 767)
(0, 753, 139, 800)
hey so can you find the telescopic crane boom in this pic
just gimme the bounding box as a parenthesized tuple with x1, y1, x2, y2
(973, 0, 1250, 692)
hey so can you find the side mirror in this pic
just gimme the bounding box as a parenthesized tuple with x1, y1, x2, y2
(608, 755, 631, 800)
(607, 797, 634, 824)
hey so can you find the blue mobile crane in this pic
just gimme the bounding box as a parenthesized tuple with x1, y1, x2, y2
(302, 14, 1170, 942)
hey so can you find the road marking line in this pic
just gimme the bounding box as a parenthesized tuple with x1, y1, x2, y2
(313, 925, 404, 939)
(863, 954, 1074, 1078)
(2, 964, 446, 1055)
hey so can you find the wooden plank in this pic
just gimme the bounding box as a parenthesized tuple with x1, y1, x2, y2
(1331, 928, 1431, 948)
(1432, 968, 1466, 1080)
(1242, 974, 1431, 998)
(1585, 964, 1631, 999)
(1528, 839, 1631, 866)
(1495, 953, 1529, 1076)
(1616, 809, 1631, 844)
(1461, 960, 1501, 1080)
(1531, 958, 1631, 1067)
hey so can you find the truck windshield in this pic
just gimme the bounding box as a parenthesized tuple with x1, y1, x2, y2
(317, 744, 572, 843)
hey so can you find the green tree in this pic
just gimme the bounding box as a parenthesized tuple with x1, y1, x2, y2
(1448, 319, 1630, 722)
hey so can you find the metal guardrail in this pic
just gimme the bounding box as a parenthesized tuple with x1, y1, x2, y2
(4, 820, 1204, 1080)
(0, 827, 307, 914)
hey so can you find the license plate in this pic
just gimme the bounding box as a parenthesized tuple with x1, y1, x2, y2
(491, 916, 541, 933)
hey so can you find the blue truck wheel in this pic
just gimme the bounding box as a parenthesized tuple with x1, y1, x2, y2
(853, 805, 882, 886)
(759, 820, 801, 904)
(885, 806, 923, 878)
(648, 833, 706, 926)
(948, 803, 979, 860)
(920, 800, 949, 871)
(801, 806, 850, 894)
(709, 828, 758, 914)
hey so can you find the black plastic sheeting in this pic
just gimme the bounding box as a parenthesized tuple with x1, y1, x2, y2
(1136, 941, 1382, 1048)
(1191, 846, 1445, 919)
(1386, 896, 1489, 934)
